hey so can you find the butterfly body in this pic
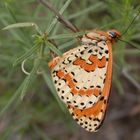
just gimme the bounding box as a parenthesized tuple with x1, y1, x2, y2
(48, 30, 121, 132)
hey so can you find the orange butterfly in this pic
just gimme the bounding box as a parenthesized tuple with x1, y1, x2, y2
(48, 30, 121, 132)
(39, 0, 139, 132)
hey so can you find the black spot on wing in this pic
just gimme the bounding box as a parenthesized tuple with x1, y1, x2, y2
(105, 50, 109, 54)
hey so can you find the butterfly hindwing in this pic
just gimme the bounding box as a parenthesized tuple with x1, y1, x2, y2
(48, 31, 113, 132)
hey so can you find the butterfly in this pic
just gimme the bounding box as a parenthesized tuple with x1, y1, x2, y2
(39, 0, 139, 132)
(48, 30, 121, 132)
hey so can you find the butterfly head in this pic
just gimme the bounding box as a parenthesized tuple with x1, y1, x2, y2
(107, 30, 121, 42)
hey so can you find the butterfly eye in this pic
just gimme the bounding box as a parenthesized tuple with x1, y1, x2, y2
(108, 31, 117, 38)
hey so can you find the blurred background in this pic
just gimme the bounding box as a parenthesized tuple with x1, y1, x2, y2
(0, 0, 140, 140)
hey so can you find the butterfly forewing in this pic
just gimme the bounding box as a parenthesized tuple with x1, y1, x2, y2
(48, 31, 113, 132)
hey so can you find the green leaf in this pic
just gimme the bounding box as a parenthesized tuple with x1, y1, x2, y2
(114, 49, 140, 56)
(68, 2, 104, 20)
(13, 44, 40, 66)
(2, 22, 41, 33)
(59, 39, 76, 50)
(42, 64, 66, 112)
(47, 0, 73, 34)
(20, 58, 41, 100)
(48, 31, 87, 40)
(45, 41, 62, 56)
(1, 19, 32, 47)
(0, 77, 28, 117)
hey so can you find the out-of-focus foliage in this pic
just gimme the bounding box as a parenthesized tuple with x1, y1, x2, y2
(0, 0, 140, 140)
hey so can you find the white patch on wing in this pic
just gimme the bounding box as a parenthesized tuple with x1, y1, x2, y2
(51, 32, 109, 109)
(69, 109, 102, 132)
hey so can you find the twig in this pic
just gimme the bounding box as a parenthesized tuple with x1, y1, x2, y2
(37, 0, 79, 32)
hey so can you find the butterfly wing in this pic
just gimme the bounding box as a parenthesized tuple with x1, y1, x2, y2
(68, 40, 112, 132)
(48, 32, 113, 132)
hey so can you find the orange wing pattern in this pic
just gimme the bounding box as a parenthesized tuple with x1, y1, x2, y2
(48, 30, 121, 132)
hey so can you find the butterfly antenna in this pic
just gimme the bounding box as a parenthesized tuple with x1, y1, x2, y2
(118, 38, 140, 50)
(38, 0, 79, 32)
(121, 10, 140, 36)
